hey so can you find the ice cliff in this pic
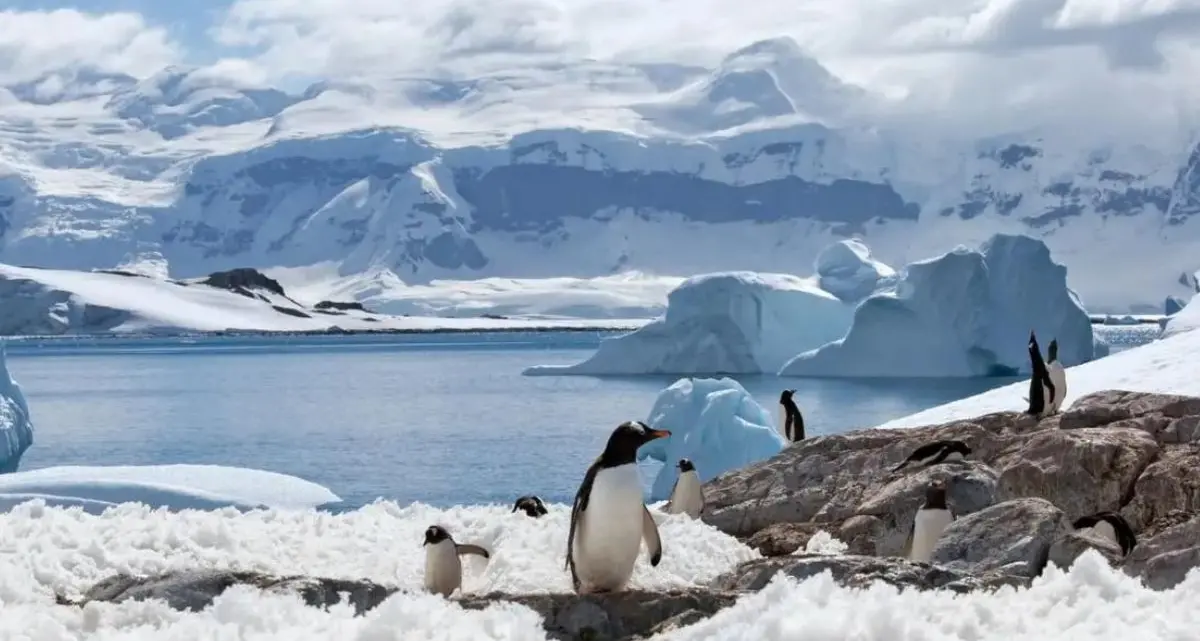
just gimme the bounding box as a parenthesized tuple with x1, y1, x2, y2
(781, 234, 1095, 378)
(636, 377, 785, 501)
(815, 239, 896, 302)
(523, 271, 855, 375)
(0, 343, 33, 473)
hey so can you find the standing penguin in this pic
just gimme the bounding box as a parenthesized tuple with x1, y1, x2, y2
(566, 420, 670, 594)
(779, 389, 805, 442)
(1025, 331, 1055, 416)
(1072, 511, 1136, 557)
(423, 525, 491, 597)
(512, 495, 548, 517)
(903, 479, 955, 563)
(1045, 339, 1067, 414)
(665, 458, 704, 519)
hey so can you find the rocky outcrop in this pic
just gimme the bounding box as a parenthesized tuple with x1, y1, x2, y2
(711, 554, 1028, 593)
(703, 389, 1200, 589)
(199, 268, 288, 299)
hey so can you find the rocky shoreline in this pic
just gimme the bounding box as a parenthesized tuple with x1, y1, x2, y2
(57, 389, 1200, 640)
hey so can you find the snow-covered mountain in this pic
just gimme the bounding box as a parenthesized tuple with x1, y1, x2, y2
(1, 36, 1197, 314)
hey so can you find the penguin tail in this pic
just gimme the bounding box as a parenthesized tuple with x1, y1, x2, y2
(890, 460, 908, 473)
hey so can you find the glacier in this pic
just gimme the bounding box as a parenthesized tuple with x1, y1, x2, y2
(636, 378, 786, 502)
(524, 271, 855, 375)
(0, 38, 1198, 315)
(0, 343, 33, 473)
(815, 238, 897, 302)
(781, 234, 1095, 378)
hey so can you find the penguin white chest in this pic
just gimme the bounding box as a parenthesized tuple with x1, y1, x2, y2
(1047, 362, 1067, 412)
(667, 471, 703, 519)
(1086, 521, 1118, 546)
(940, 450, 964, 463)
(574, 464, 646, 591)
(909, 509, 953, 563)
(424, 541, 463, 597)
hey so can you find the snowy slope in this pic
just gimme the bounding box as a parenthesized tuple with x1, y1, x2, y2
(1, 38, 1199, 314)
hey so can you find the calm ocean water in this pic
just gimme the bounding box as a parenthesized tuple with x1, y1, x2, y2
(3, 325, 1155, 509)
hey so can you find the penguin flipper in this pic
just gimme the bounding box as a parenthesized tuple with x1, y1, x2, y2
(565, 460, 600, 584)
(641, 504, 663, 566)
(902, 519, 915, 560)
(455, 543, 490, 559)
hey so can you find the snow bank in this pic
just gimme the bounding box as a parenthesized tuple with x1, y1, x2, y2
(0, 464, 341, 512)
(878, 317, 1200, 429)
(815, 238, 896, 302)
(0, 343, 33, 473)
(524, 272, 854, 375)
(782, 234, 1095, 378)
(1163, 294, 1200, 338)
(1, 503, 1192, 639)
(637, 378, 786, 501)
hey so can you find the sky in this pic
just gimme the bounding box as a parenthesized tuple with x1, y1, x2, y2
(3, 0, 1200, 139)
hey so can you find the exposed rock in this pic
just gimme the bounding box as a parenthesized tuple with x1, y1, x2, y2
(1120, 446, 1200, 531)
(931, 498, 1068, 577)
(1058, 390, 1200, 432)
(1047, 530, 1124, 570)
(65, 569, 740, 641)
(743, 522, 824, 557)
(201, 268, 288, 299)
(1122, 514, 1200, 590)
(314, 300, 368, 312)
(710, 554, 1028, 593)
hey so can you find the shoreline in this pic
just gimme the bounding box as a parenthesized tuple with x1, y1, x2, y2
(0, 323, 644, 342)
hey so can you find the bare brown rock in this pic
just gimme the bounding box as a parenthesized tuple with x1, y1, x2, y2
(931, 498, 1069, 577)
(1122, 514, 1200, 590)
(1120, 446, 1200, 531)
(743, 522, 824, 557)
(710, 554, 1028, 593)
(1047, 530, 1124, 570)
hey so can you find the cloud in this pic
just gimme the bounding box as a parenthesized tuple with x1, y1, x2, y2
(0, 9, 181, 84)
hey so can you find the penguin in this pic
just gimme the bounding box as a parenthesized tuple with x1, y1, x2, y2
(664, 458, 704, 519)
(903, 478, 955, 563)
(1024, 331, 1055, 416)
(1072, 511, 1137, 557)
(512, 495, 548, 518)
(1045, 338, 1067, 414)
(422, 525, 490, 597)
(779, 389, 805, 442)
(891, 440, 971, 473)
(566, 420, 671, 594)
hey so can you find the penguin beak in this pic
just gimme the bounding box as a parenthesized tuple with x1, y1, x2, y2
(650, 429, 671, 439)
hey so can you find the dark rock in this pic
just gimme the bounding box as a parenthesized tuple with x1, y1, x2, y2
(201, 268, 288, 299)
(314, 300, 368, 312)
(711, 554, 1029, 593)
(271, 304, 312, 318)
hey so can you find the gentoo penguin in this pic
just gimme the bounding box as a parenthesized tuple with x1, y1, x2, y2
(903, 479, 955, 563)
(779, 389, 805, 442)
(512, 495, 548, 518)
(891, 440, 971, 473)
(1045, 339, 1067, 414)
(566, 420, 670, 594)
(422, 525, 490, 597)
(1072, 511, 1137, 557)
(664, 458, 704, 519)
(1025, 331, 1055, 416)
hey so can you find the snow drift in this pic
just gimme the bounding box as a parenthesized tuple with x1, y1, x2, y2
(0, 343, 33, 473)
(637, 378, 786, 501)
(0, 464, 341, 513)
(524, 272, 855, 375)
(781, 234, 1095, 378)
(815, 239, 896, 302)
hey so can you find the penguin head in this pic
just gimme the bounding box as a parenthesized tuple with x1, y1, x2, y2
(1047, 339, 1058, 363)
(423, 525, 452, 546)
(953, 441, 972, 455)
(512, 495, 548, 517)
(779, 389, 794, 404)
(602, 421, 671, 463)
(677, 458, 695, 473)
(925, 479, 948, 506)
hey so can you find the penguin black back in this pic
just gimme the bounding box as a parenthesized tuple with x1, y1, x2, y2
(512, 495, 548, 517)
(779, 389, 805, 442)
(1073, 511, 1137, 556)
(1026, 331, 1053, 415)
(1047, 338, 1059, 364)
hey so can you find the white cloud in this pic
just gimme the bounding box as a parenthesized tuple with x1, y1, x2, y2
(0, 9, 181, 84)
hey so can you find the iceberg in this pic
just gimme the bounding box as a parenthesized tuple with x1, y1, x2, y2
(781, 234, 1095, 378)
(0, 343, 33, 473)
(637, 378, 786, 501)
(1165, 295, 1187, 317)
(815, 238, 897, 302)
(1163, 294, 1200, 338)
(524, 272, 854, 375)
(0, 464, 341, 513)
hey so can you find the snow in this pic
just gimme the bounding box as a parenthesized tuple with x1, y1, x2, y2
(0, 464, 341, 513)
(636, 378, 786, 501)
(0, 342, 33, 473)
(524, 272, 854, 376)
(0, 263, 648, 335)
(782, 234, 1096, 378)
(815, 238, 897, 302)
(1162, 294, 1200, 338)
(1, 502, 1194, 639)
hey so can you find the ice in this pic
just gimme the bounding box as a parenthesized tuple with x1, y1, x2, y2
(1165, 295, 1187, 316)
(781, 234, 1095, 377)
(0, 464, 341, 512)
(1163, 294, 1200, 338)
(524, 272, 854, 375)
(636, 378, 786, 501)
(0, 343, 33, 474)
(815, 238, 897, 302)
